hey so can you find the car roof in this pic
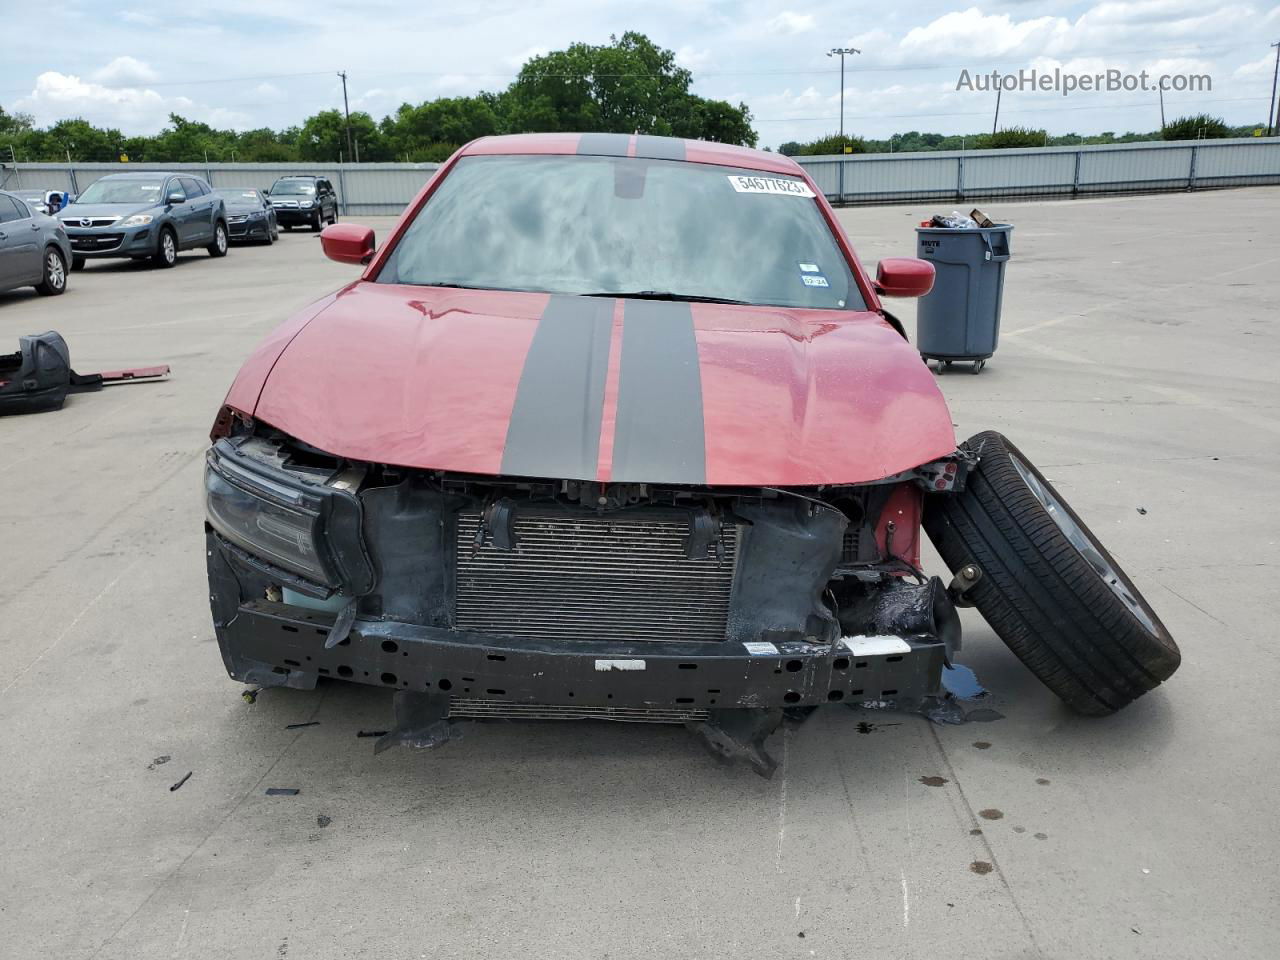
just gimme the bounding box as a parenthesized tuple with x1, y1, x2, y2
(99, 171, 189, 180)
(460, 133, 805, 176)
(275, 175, 321, 180)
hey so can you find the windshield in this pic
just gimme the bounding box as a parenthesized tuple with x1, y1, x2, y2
(216, 188, 260, 201)
(378, 155, 862, 310)
(75, 179, 164, 205)
(271, 181, 315, 195)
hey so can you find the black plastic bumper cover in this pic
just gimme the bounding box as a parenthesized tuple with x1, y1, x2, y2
(209, 533, 946, 710)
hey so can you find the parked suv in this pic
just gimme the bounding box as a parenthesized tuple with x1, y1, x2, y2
(266, 176, 338, 232)
(59, 172, 228, 269)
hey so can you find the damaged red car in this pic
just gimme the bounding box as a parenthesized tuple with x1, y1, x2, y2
(205, 134, 1180, 774)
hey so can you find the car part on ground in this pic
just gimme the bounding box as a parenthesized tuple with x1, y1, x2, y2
(0, 331, 171, 416)
(924, 431, 1181, 715)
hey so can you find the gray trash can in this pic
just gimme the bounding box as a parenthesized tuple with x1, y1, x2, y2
(914, 224, 1012, 374)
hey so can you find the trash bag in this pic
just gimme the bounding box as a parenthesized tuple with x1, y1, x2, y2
(930, 211, 978, 229)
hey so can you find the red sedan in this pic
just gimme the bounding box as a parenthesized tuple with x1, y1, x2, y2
(204, 134, 1179, 774)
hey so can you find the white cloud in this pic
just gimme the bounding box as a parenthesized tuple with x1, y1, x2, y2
(769, 11, 816, 35)
(505, 46, 549, 69)
(92, 56, 159, 88)
(676, 45, 713, 70)
(899, 10, 1071, 60)
(14, 67, 248, 134)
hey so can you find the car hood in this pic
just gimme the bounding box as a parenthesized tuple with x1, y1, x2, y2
(59, 203, 156, 221)
(242, 282, 956, 486)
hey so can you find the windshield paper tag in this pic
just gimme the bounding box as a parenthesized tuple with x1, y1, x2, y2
(798, 262, 820, 273)
(743, 641, 780, 656)
(802, 275, 830, 287)
(728, 175, 815, 198)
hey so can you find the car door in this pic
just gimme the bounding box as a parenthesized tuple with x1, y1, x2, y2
(161, 178, 193, 246)
(0, 196, 41, 288)
(321, 179, 338, 219)
(181, 178, 212, 244)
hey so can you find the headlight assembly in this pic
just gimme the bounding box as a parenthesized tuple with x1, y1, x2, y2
(300, 200, 314, 208)
(121, 214, 154, 227)
(205, 439, 373, 594)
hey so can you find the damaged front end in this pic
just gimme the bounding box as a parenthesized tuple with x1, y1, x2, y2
(205, 426, 970, 774)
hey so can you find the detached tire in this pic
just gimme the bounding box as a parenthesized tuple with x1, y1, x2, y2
(924, 431, 1180, 715)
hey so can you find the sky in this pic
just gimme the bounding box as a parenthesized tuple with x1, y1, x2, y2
(1, 0, 1278, 147)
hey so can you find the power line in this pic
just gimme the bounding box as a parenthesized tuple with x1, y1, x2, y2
(753, 95, 1271, 123)
(0, 39, 1259, 99)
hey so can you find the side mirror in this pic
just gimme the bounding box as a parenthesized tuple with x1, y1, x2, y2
(166, 192, 185, 206)
(874, 257, 934, 298)
(321, 223, 375, 265)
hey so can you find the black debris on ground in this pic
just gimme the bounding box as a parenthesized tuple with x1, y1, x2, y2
(169, 771, 192, 792)
(285, 721, 320, 730)
(265, 788, 300, 797)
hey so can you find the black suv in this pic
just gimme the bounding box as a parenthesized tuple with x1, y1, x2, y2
(265, 176, 339, 232)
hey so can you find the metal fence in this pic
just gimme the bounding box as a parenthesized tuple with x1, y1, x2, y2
(0, 161, 440, 216)
(2, 138, 1277, 213)
(793, 137, 1280, 204)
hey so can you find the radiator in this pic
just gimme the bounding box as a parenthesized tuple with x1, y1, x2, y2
(455, 510, 738, 643)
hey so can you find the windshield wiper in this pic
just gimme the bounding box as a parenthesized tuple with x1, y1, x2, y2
(582, 290, 752, 305)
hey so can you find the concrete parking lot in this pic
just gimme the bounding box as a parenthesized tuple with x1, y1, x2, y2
(1, 188, 1277, 959)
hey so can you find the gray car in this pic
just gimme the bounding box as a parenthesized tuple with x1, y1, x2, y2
(59, 172, 228, 270)
(0, 190, 71, 297)
(213, 187, 278, 244)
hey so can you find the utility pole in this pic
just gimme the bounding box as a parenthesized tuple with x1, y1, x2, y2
(993, 86, 1002, 135)
(1268, 41, 1280, 138)
(338, 70, 355, 164)
(826, 47, 861, 142)
(1159, 86, 1166, 130)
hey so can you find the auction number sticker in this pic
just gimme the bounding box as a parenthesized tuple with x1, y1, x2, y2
(727, 175, 815, 198)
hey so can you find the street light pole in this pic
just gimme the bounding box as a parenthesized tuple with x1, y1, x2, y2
(1268, 41, 1280, 138)
(826, 47, 861, 142)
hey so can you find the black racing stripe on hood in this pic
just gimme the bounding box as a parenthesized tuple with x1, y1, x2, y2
(634, 136, 685, 161)
(610, 300, 706, 484)
(500, 294, 614, 480)
(577, 133, 631, 156)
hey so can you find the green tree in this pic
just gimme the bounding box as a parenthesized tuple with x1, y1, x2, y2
(797, 133, 866, 155)
(1161, 114, 1230, 140)
(974, 126, 1047, 149)
(382, 96, 500, 160)
(297, 109, 386, 161)
(506, 32, 754, 144)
